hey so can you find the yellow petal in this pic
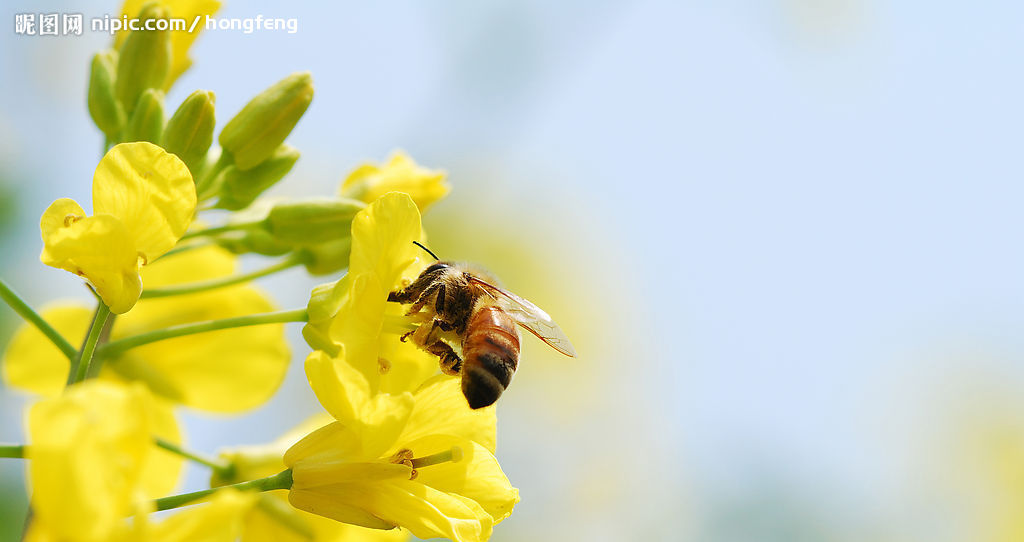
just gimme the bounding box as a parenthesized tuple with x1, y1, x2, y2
(142, 243, 234, 286)
(92, 142, 196, 263)
(39, 198, 86, 240)
(303, 351, 413, 456)
(340, 151, 450, 211)
(138, 397, 185, 499)
(288, 487, 397, 531)
(292, 460, 411, 490)
(295, 480, 492, 542)
(322, 273, 389, 385)
(399, 375, 497, 454)
(239, 494, 409, 542)
(2, 305, 91, 397)
(27, 381, 155, 542)
(376, 303, 438, 396)
(105, 246, 290, 412)
(404, 435, 519, 524)
(284, 420, 364, 470)
(311, 521, 410, 542)
(348, 192, 424, 288)
(39, 207, 142, 313)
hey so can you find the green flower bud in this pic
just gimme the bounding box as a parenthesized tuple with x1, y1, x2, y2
(87, 50, 125, 138)
(209, 199, 290, 256)
(265, 197, 364, 246)
(163, 90, 216, 175)
(299, 237, 352, 276)
(115, 2, 171, 116)
(219, 72, 313, 171)
(216, 228, 293, 256)
(215, 145, 300, 211)
(124, 89, 165, 144)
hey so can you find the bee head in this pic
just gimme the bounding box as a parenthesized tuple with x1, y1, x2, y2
(422, 261, 450, 275)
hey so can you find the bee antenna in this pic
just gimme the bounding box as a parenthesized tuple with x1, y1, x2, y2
(413, 241, 441, 261)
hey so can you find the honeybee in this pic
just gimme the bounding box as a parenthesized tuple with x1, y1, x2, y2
(388, 243, 576, 409)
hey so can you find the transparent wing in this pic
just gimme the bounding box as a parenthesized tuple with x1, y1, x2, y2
(467, 276, 577, 357)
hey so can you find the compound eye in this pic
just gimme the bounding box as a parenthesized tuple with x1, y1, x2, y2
(422, 262, 449, 275)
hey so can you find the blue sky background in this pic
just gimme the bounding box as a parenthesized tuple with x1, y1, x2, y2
(2, 1, 1024, 540)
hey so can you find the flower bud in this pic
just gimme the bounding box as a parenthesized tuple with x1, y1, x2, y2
(87, 50, 125, 138)
(163, 90, 216, 175)
(265, 198, 364, 246)
(124, 88, 165, 144)
(216, 228, 293, 257)
(115, 2, 171, 116)
(215, 145, 300, 211)
(212, 199, 292, 256)
(219, 72, 313, 171)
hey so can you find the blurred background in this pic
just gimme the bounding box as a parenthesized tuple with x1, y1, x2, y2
(2, 0, 1024, 540)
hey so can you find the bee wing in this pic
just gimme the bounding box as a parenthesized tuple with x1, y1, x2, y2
(467, 276, 577, 357)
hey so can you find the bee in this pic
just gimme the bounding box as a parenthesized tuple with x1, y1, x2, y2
(388, 242, 576, 409)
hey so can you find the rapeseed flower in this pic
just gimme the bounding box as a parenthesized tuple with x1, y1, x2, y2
(286, 354, 516, 542)
(40, 142, 195, 313)
(303, 192, 437, 394)
(25, 380, 182, 542)
(339, 151, 449, 211)
(4, 245, 289, 412)
(211, 413, 408, 542)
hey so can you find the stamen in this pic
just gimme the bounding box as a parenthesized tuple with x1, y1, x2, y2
(381, 314, 418, 336)
(137, 252, 148, 266)
(389, 447, 462, 480)
(377, 357, 391, 374)
(63, 214, 84, 227)
(410, 446, 463, 469)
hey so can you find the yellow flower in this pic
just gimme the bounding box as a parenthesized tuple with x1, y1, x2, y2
(25, 380, 182, 542)
(339, 151, 450, 212)
(40, 142, 195, 313)
(303, 192, 436, 394)
(211, 413, 409, 542)
(4, 245, 290, 413)
(285, 354, 516, 542)
(116, 0, 222, 88)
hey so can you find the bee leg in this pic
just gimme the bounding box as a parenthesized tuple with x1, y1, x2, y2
(407, 283, 441, 315)
(389, 267, 446, 304)
(426, 340, 462, 375)
(423, 317, 455, 342)
(434, 284, 446, 313)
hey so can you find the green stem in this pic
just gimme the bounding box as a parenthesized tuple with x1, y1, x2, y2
(155, 469, 293, 511)
(195, 151, 232, 200)
(178, 220, 264, 242)
(97, 308, 308, 358)
(142, 253, 308, 299)
(157, 240, 212, 262)
(0, 278, 77, 360)
(0, 444, 25, 459)
(68, 303, 111, 385)
(155, 437, 233, 478)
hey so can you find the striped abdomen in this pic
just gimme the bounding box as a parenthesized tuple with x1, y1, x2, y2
(461, 306, 521, 409)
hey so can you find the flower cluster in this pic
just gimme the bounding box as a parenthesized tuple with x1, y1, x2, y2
(0, 1, 521, 541)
